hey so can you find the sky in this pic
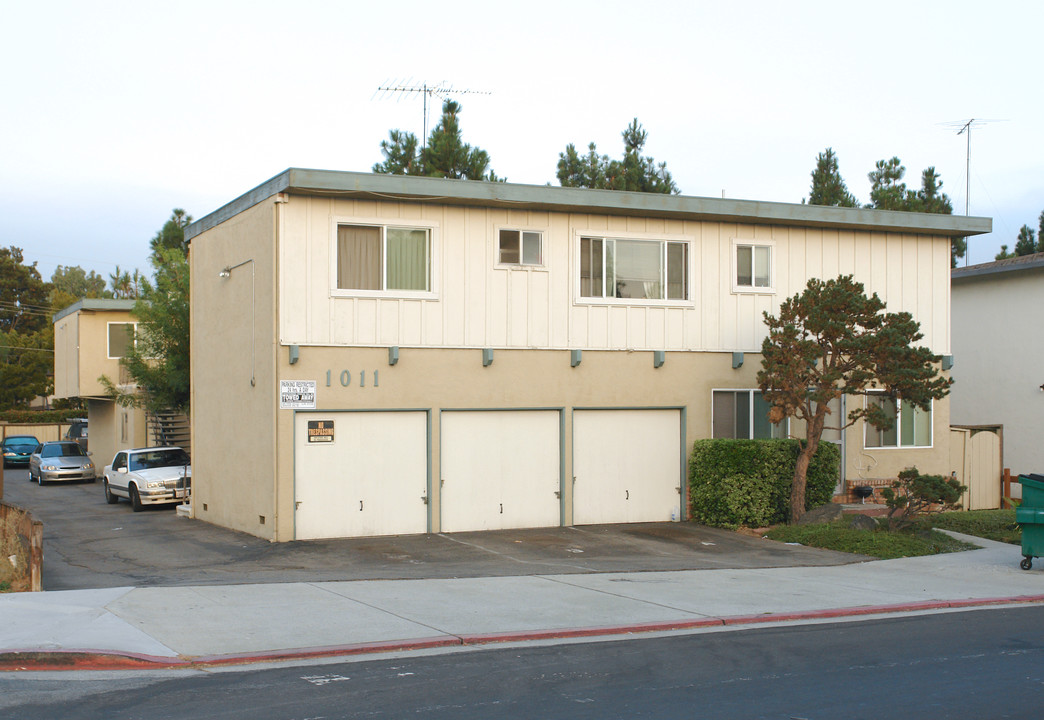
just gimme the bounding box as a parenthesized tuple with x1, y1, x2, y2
(3, 0, 1041, 285)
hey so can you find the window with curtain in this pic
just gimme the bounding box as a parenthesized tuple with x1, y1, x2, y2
(337, 224, 430, 293)
(107, 322, 136, 358)
(734, 241, 772, 291)
(712, 390, 787, 439)
(579, 236, 688, 301)
(864, 393, 932, 448)
(499, 229, 543, 266)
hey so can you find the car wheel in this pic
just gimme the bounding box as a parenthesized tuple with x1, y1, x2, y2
(37, 472, 44, 486)
(130, 485, 143, 512)
(104, 479, 119, 505)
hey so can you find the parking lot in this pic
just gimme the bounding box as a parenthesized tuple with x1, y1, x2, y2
(2, 466, 863, 591)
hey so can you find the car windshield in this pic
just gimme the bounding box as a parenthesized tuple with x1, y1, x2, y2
(5, 437, 39, 450)
(128, 449, 190, 471)
(41, 443, 87, 458)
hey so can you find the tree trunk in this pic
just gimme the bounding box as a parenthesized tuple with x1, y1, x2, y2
(790, 407, 826, 523)
(789, 446, 814, 523)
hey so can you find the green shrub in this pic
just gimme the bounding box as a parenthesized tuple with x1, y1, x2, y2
(881, 466, 966, 531)
(688, 439, 839, 528)
(0, 409, 83, 424)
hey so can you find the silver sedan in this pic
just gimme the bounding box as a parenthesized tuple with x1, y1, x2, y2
(28, 441, 97, 484)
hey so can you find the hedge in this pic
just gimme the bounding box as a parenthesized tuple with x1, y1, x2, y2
(688, 439, 840, 529)
(0, 410, 85, 424)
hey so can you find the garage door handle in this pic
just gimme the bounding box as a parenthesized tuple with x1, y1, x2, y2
(500, 503, 503, 514)
(626, 490, 629, 500)
(359, 500, 363, 511)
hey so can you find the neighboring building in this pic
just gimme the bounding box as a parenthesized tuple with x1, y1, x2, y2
(53, 299, 149, 468)
(951, 252, 1044, 480)
(185, 169, 990, 542)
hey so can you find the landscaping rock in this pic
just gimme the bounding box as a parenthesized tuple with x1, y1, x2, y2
(847, 513, 879, 531)
(797, 503, 843, 525)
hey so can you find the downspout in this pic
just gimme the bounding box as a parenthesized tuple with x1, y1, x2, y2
(272, 193, 288, 541)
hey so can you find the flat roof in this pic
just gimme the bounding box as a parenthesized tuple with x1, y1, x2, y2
(185, 168, 993, 241)
(952, 251, 1044, 282)
(52, 298, 137, 324)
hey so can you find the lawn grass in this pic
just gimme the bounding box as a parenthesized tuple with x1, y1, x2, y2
(765, 515, 977, 559)
(919, 508, 1021, 545)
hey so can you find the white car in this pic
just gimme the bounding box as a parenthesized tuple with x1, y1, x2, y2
(103, 447, 191, 511)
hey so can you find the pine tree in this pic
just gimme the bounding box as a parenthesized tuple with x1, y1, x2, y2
(758, 276, 952, 522)
(807, 148, 858, 207)
(373, 100, 496, 181)
(1013, 225, 1038, 256)
(867, 157, 908, 211)
(556, 119, 679, 194)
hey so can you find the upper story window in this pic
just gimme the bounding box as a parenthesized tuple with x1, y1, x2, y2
(733, 239, 773, 293)
(579, 236, 688, 301)
(712, 389, 787, 439)
(336, 224, 432, 294)
(499, 229, 543, 266)
(864, 393, 932, 448)
(107, 322, 137, 359)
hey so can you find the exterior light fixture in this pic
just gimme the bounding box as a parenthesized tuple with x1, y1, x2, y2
(218, 267, 231, 278)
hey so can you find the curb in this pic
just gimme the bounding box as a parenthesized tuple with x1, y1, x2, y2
(4, 594, 1043, 672)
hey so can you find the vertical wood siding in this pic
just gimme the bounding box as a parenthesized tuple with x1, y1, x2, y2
(279, 198, 950, 354)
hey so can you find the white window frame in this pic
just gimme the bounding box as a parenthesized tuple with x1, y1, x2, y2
(711, 388, 789, 440)
(106, 321, 137, 359)
(330, 217, 439, 300)
(496, 227, 546, 269)
(863, 393, 934, 449)
(731, 238, 775, 294)
(574, 230, 693, 306)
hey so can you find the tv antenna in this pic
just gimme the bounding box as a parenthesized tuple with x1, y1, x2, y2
(374, 80, 491, 148)
(939, 118, 1006, 216)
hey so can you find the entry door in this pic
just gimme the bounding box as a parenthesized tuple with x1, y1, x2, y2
(294, 411, 428, 539)
(572, 409, 682, 525)
(440, 410, 561, 532)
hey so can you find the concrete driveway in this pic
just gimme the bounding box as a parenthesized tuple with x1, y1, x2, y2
(2, 466, 866, 590)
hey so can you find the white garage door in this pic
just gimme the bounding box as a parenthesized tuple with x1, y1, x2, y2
(572, 409, 682, 525)
(294, 411, 428, 539)
(440, 410, 561, 532)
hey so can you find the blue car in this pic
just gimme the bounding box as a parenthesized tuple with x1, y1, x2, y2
(2, 435, 40, 468)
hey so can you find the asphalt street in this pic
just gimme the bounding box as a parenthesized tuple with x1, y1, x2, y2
(4, 605, 1042, 720)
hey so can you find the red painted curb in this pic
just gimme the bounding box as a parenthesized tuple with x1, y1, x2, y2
(4, 596, 1043, 671)
(185, 636, 462, 667)
(460, 618, 725, 645)
(0, 650, 188, 671)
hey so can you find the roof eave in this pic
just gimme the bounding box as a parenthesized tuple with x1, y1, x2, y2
(185, 168, 993, 241)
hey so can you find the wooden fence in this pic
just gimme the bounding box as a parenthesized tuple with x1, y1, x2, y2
(0, 500, 43, 592)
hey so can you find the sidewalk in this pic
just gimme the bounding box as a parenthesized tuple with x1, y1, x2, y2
(1, 532, 1041, 671)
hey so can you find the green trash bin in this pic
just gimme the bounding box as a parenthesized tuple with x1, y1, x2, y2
(1015, 473, 1044, 570)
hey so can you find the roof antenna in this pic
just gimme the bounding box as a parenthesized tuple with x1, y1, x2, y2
(375, 80, 492, 148)
(939, 118, 1006, 266)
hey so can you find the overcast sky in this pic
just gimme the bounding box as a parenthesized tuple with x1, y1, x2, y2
(3, 0, 1041, 285)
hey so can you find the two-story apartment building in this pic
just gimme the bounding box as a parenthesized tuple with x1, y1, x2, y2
(185, 169, 990, 542)
(53, 299, 149, 467)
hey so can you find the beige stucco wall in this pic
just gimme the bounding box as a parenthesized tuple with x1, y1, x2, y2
(86, 400, 149, 470)
(190, 199, 279, 539)
(952, 268, 1044, 476)
(262, 347, 950, 541)
(53, 314, 79, 399)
